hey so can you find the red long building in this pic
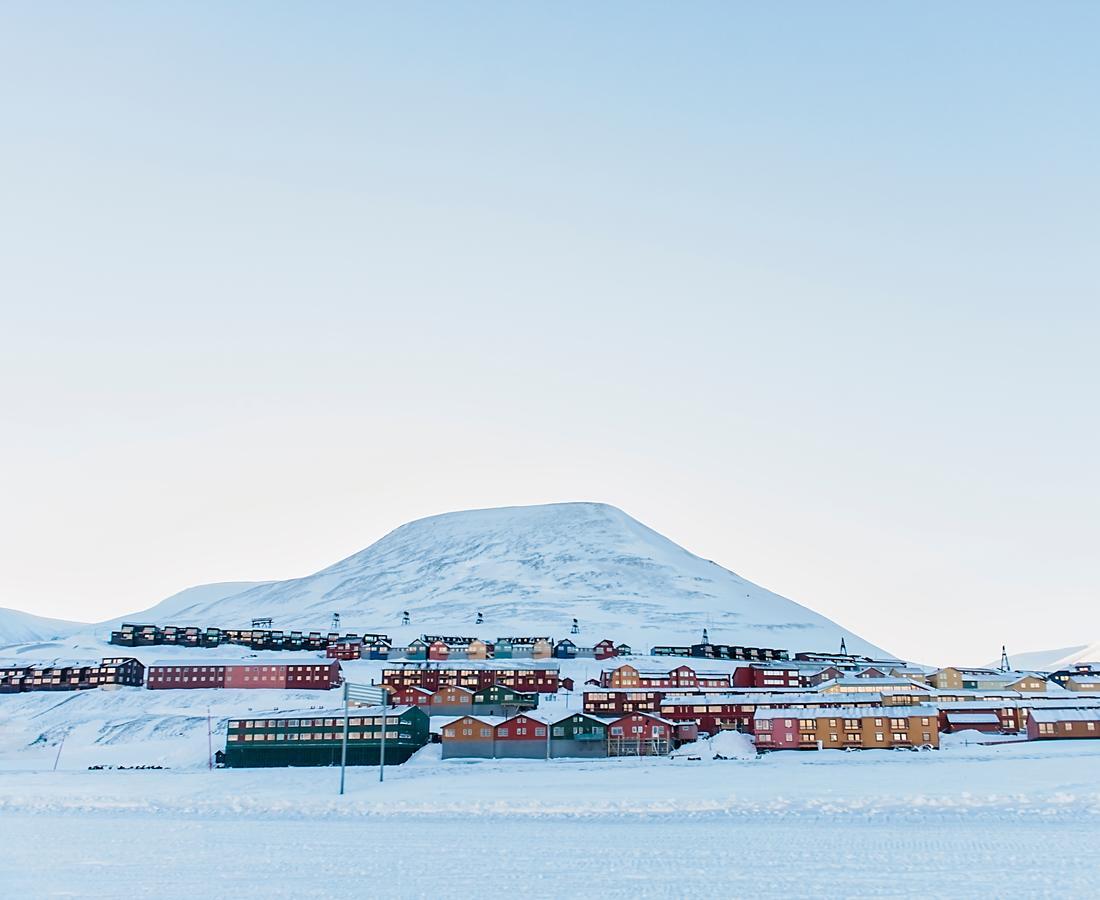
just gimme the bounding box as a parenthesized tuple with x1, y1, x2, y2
(147, 658, 340, 690)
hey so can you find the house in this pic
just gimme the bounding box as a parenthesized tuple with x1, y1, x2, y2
(1059, 675, 1100, 692)
(327, 637, 364, 660)
(405, 639, 428, 661)
(147, 658, 340, 690)
(224, 705, 429, 767)
(383, 685, 433, 708)
(494, 713, 551, 758)
(688, 643, 789, 662)
(1049, 664, 1100, 688)
(607, 713, 678, 756)
(815, 677, 932, 704)
(650, 645, 692, 657)
(467, 639, 490, 661)
(440, 715, 502, 759)
(89, 657, 145, 688)
(1026, 708, 1100, 741)
(427, 640, 451, 662)
(471, 684, 537, 717)
(614, 643, 632, 657)
(366, 638, 392, 660)
(754, 706, 939, 751)
(805, 666, 844, 687)
(732, 665, 802, 689)
(553, 639, 577, 660)
(600, 664, 732, 690)
(429, 685, 476, 716)
(854, 667, 889, 679)
(531, 639, 552, 660)
(593, 639, 617, 661)
(550, 713, 610, 759)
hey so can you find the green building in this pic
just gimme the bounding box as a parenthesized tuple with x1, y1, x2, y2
(224, 705, 430, 768)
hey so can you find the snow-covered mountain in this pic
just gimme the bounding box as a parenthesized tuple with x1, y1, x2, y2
(0, 607, 84, 646)
(111, 502, 891, 657)
(987, 643, 1100, 672)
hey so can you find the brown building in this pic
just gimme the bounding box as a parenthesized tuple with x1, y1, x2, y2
(754, 705, 939, 751)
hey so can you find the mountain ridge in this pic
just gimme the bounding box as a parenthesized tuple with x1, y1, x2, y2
(97, 502, 893, 657)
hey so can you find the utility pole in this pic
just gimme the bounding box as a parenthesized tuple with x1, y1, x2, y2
(339, 681, 350, 795)
(53, 733, 66, 772)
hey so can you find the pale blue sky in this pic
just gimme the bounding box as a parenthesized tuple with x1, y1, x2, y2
(1, 3, 1097, 663)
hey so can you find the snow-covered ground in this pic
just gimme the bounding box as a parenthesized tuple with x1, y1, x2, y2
(0, 740, 1098, 897)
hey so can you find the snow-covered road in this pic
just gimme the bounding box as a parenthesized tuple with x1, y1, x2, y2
(0, 810, 1093, 898)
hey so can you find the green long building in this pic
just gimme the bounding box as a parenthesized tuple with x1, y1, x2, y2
(224, 705, 430, 768)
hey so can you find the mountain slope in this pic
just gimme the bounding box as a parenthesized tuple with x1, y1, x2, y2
(0, 608, 85, 646)
(117, 502, 892, 657)
(986, 643, 1099, 672)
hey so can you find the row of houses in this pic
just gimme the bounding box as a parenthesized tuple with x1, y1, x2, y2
(380, 665, 570, 694)
(0, 657, 145, 693)
(383, 683, 539, 717)
(440, 711, 699, 759)
(110, 622, 389, 653)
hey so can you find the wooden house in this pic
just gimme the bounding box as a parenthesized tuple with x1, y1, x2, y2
(466, 639, 490, 661)
(530, 639, 552, 660)
(427, 640, 451, 662)
(584, 689, 665, 718)
(494, 713, 551, 759)
(553, 639, 578, 660)
(615, 643, 632, 657)
(607, 712, 677, 756)
(943, 711, 1002, 733)
(429, 685, 476, 716)
(381, 665, 562, 694)
(1027, 708, 1100, 741)
(601, 664, 732, 690)
(549, 713, 609, 758)
(327, 638, 364, 660)
(440, 715, 501, 759)
(224, 705, 429, 767)
(384, 685, 433, 708)
(471, 684, 537, 717)
(405, 638, 428, 661)
(593, 639, 617, 661)
(367, 638, 392, 660)
(1063, 675, 1100, 692)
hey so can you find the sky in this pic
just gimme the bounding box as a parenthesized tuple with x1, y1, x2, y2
(1, 3, 1097, 665)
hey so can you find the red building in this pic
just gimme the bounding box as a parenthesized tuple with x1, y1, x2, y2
(584, 690, 666, 717)
(1027, 708, 1100, 740)
(384, 685, 434, 708)
(427, 640, 450, 661)
(598, 664, 731, 690)
(606, 712, 686, 755)
(326, 639, 364, 660)
(147, 658, 340, 690)
(732, 665, 803, 689)
(494, 713, 551, 758)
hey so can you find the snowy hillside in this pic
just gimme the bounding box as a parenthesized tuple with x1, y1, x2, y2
(109, 502, 890, 657)
(98, 581, 270, 630)
(0, 607, 84, 646)
(987, 643, 1100, 672)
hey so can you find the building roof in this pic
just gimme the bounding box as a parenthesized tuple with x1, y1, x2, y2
(816, 677, 931, 692)
(1029, 708, 1100, 724)
(945, 712, 1000, 724)
(754, 705, 938, 720)
(151, 656, 335, 667)
(659, 692, 886, 708)
(230, 705, 418, 721)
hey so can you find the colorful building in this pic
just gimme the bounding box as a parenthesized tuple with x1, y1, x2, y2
(224, 705, 429, 767)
